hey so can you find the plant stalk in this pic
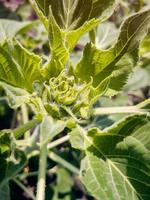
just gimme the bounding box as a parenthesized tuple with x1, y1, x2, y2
(21, 104, 30, 139)
(36, 120, 48, 200)
(48, 151, 79, 175)
(14, 116, 42, 139)
(94, 106, 147, 115)
(27, 135, 70, 159)
(47, 135, 69, 149)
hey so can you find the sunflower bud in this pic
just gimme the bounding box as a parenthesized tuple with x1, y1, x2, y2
(48, 72, 78, 106)
(43, 71, 93, 119)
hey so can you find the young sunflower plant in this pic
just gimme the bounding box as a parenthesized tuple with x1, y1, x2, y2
(0, 0, 150, 200)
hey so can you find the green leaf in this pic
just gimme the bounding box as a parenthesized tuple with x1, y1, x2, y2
(89, 76, 111, 104)
(0, 82, 30, 108)
(29, 0, 49, 30)
(0, 131, 27, 187)
(81, 114, 150, 200)
(1, 150, 27, 187)
(75, 44, 135, 93)
(95, 22, 118, 49)
(89, 0, 116, 21)
(31, 1, 116, 51)
(124, 66, 150, 92)
(0, 130, 11, 158)
(82, 151, 140, 200)
(0, 40, 42, 92)
(69, 127, 85, 151)
(41, 116, 66, 145)
(75, 7, 150, 90)
(140, 31, 150, 57)
(41, 8, 69, 79)
(34, 0, 116, 31)
(0, 19, 34, 44)
(104, 55, 134, 96)
(32, 0, 116, 51)
(66, 18, 100, 51)
(57, 168, 73, 193)
(36, 0, 92, 30)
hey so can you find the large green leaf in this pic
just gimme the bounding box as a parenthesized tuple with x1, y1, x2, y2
(34, 0, 116, 30)
(37, 0, 92, 30)
(0, 40, 42, 92)
(80, 114, 150, 200)
(0, 19, 34, 44)
(30, 0, 116, 51)
(41, 8, 69, 79)
(75, 7, 150, 90)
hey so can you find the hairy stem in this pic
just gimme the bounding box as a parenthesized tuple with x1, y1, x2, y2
(21, 104, 30, 139)
(93, 106, 147, 115)
(36, 120, 48, 200)
(36, 144, 47, 200)
(14, 116, 42, 139)
(47, 135, 69, 149)
(48, 151, 79, 175)
(28, 135, 70, 159)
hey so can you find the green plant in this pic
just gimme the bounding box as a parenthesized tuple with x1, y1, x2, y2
(0, 0, 150, 200)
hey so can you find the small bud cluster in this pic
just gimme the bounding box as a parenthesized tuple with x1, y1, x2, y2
(42, 72, 92, 119)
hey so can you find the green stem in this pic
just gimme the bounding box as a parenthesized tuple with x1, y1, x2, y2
(36, 120, 48, 200)
(13, 178, 36, 200)
(27, 135, 70, 159)
(36, 145, 47, 200)
(94, 106, 147, 115)
(48, 151, 79, 175)
(14, 116, 42, 139)
(137, 98, 150, 109)
(21, 104, 30, 139)
(47, 135, 69, 149)
(17, 171, 39, 180)
(16, 166, 57, 181)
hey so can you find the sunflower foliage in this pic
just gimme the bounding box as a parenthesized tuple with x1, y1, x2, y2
(0, 0, 150, 200)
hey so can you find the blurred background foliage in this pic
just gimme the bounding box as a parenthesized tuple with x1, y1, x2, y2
(0, 0, 150, 199)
